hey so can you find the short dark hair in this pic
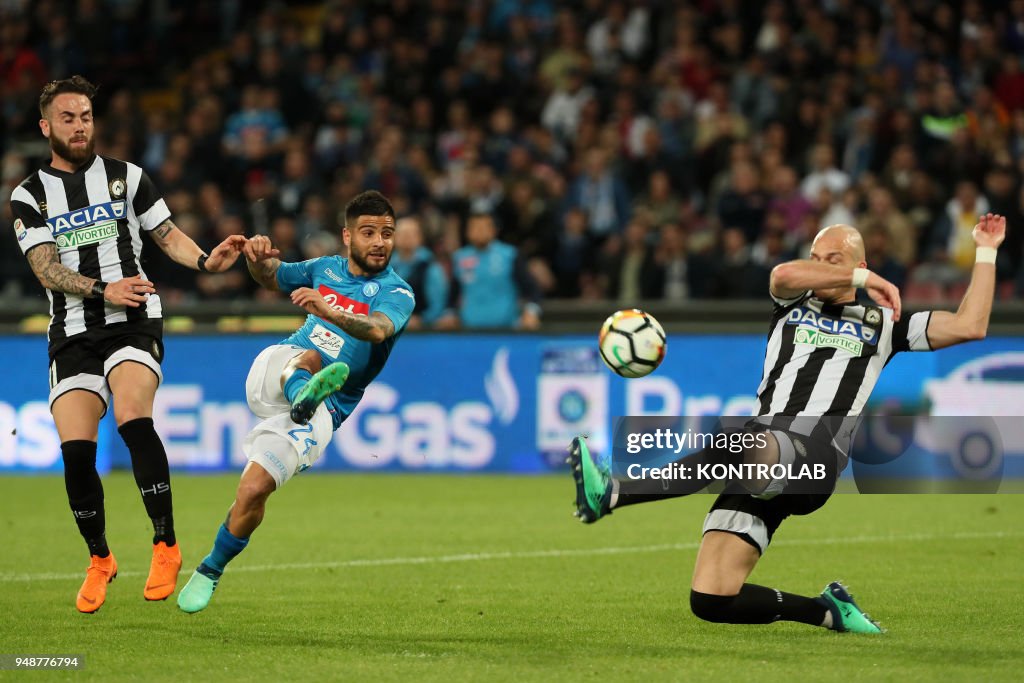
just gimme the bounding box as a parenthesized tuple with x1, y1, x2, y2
(39, 75, 98, 117)
(344, 190, 395, 226)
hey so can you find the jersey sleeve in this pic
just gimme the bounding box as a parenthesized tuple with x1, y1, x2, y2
(127, 164, 171, 231)
(890, 311, 933, 353)
(373, 283, 416, 334)
(10, 184, 54, 255)
(275, 258, 320, 293)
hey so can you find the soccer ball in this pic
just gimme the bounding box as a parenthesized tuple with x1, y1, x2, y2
(598, 309, 667, 378)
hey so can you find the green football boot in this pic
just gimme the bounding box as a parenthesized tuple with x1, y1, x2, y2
(567, 436, 613, 523)
(290, 361, 350, 425)
(177, 568, 219, 614)
(820, 581, 885, 633)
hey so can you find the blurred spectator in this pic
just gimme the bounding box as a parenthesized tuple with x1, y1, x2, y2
(800, 144, 850, 201)
(712, 228, 770, 299)
(391, 216, 448, 330)
(859, 187, 916, 267)
(604, 218, 661, 303)
(717, 161, 767, 243)
(567, 147, 630, 241)
(541, 67, 593, 143)
(863, 228, 908, 292)
(438, 212, 541, 330)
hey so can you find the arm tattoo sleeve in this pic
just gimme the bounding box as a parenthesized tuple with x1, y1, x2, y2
(327, 310, 395, 342)
(25, 244, 97, 297)
(246, 258, 281, 291)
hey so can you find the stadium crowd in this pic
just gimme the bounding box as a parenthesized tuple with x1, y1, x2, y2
(2, 0, 1024, 327)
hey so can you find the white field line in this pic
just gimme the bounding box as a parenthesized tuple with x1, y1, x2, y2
(2, 529, 1020, 584)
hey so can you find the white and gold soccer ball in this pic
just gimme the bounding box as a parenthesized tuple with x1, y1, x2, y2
(598, 309, 667, 378)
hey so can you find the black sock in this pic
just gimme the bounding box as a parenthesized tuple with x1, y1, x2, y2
(118, 417, 175, 546)
(61, 440, 109, 557)
(690, 585, 829, 626)
(613, 443, 732, 508)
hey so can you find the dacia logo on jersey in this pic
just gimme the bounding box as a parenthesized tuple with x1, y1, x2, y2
(56, 221, 119, 249)
(47, 200, 127, 235)
(794, 326, 864, 355)
(785, 307, 877, 344)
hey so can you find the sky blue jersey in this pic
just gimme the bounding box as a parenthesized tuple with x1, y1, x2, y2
(276, 256, 415, 428)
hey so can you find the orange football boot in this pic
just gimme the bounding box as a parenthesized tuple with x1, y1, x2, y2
(144, 541, 182, 601)
(76, 553, 117, 613)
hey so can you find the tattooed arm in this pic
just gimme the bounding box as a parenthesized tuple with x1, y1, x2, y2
(25, 244, 153, 306)
(149, 219, 246, 272)
(290, 287, 396, 343)
(243, 235, 282, 291)
(26, 243, 97, 297)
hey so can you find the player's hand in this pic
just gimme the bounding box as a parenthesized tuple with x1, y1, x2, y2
(519, 309, 541, 330)
(973, 213, 1006, 249)
(104, 276, 155, 308)
(243, 235, 281, 263)
(290, 287, 333, 318)
(865, 272, 902, 322)
(204, 234, 248, 272)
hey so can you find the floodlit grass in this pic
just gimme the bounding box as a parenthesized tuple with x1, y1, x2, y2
(1, 474, 1022, 681)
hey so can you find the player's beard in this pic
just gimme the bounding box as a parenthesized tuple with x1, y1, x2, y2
(50, 133, 95, 167)
(349, 244, 390, 274)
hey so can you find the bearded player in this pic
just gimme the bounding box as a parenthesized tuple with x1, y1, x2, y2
(11, 76, 247, 613)
(177, 190, 414, 613)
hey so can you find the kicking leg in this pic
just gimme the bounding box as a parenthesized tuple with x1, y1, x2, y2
(178, 405, 333, 614)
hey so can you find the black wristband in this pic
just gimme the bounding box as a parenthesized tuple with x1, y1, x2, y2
(197, 254, 209, 272)
(91, 280, 107, 299)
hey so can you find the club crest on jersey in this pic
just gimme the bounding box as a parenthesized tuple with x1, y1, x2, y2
(785, 306, 877, 345)
(47, 200, 126, 235)
(362, 281, 380, 297)
(317, 284, 369, 316)
(108, 178, 126, 198)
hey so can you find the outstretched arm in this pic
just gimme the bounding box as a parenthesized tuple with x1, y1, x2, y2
(243, 235, 282, 291)
(926, 213, 1005, 350)
(149, 219, 246, 272)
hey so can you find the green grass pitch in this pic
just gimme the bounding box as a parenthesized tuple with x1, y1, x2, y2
(0, 474, 1022, 682)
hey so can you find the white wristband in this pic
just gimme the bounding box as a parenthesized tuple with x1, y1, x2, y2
(976, 246, 997, 264)
(852, 267, 870, 288)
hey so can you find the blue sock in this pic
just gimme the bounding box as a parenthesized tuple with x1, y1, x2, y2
(283, 369, 312, 403)
(198, 523, 249, 579)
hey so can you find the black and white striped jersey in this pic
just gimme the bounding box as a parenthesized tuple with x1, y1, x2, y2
(756, 289, 933, 418)
(11, 154, 170, 341)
